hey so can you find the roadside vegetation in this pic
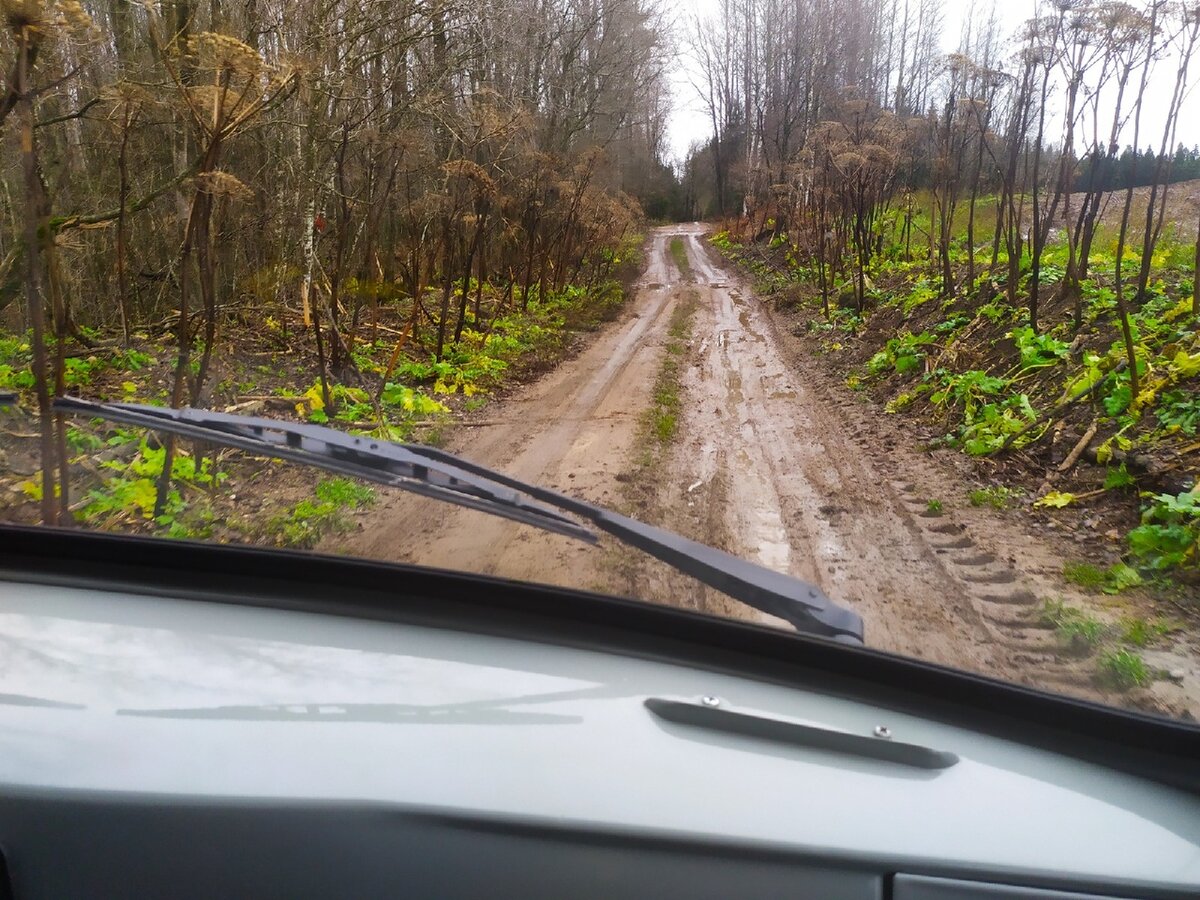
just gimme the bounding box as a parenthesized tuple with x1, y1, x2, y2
(691, 1, 1198, 615)
(713, 191, 1198, 599)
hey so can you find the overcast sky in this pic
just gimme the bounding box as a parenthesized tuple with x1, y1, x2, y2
(665, 0, 1199, 163)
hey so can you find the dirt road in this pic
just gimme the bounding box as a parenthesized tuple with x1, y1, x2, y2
(339, 226, 1198, 712)
(341, 229, 685, 595)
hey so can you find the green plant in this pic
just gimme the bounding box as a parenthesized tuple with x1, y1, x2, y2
(1156, 389, 1200, 436)
(0, 363, 34, 390)
(271, 477, 375, 547)
(956, 395, 1038, 456)
(1121, 617, 1170, 648)
(1061, 560, 1143, 594)
(967, 485, 1021, 509)
(1040, 599, 1105, 652)
(79, 442, 224, 527)
(112, 348, 154, 371)
(1062, 562, 1106, 590)
(977, 299, 1017, 325)
(669, 237, 691, 278)
(867, 331, 935, 377)
(926, 499, 943, 514)
(1099, 648, 1151, 689)
(645, 299, 695, 445)
(1010, 326, 1070, 370)
(1128, 488, 1199, 571)
(380, 383, 450, 416)
(64, 356, 105, 387)
(1103, 464, 1136, 490)
(66, 426, 103, 455)
(930, 370, 1009, 421)
(1104, 562, 1143, 593)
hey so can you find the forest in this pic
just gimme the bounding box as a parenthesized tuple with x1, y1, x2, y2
(0, 0, 675, 527)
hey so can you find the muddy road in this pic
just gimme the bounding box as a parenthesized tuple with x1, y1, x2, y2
(338, 226, 1198, 712)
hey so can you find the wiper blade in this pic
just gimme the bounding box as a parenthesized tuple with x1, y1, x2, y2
(55, 397, 864, 643)
(54, 397, 592, 543)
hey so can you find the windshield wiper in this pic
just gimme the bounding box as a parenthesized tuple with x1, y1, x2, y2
(54, 397, 864, 643)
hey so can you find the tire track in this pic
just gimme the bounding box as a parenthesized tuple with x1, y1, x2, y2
(668, 228, 1100, 690)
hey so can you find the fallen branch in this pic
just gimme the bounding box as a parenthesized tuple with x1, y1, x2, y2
(1057, 420, 1098, 473)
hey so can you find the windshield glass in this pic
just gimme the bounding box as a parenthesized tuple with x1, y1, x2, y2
(0, 0, 1197, 724)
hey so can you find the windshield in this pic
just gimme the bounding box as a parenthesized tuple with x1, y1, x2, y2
(0, 0, 1196, 724)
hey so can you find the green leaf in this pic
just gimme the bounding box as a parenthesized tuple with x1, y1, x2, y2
(1102, 385, 1131, 416)
(1103, 464, 1135, 490)
(1034, 490, 1077, 509)
(1104, 562, 1143, 594)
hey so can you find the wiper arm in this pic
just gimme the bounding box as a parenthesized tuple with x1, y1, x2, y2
(55, 398, 864, 643)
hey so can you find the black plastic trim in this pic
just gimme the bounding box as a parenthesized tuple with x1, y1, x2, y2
(644, 698, 959, 769)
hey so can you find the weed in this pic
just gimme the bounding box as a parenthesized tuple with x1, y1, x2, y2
(1128, 488, 1199, 571)
(1062, 560, 1143, 594)
(1010, 326, 1070, 370)
(77, 441, 224, 527)
(926, 499, 943, 514)
(967, 485, 1021, 510)
(1104, 562, 1143, 593)
(867, 331, 935, 377)
(0, 363, 33, 390)
(1156, 389, 1200, 436)
(1103, 464, 1136, 490)
(642, 296, 696, 449)
(1062, 562, 1107, 590)
(1099, 649, 1151, 689)
(1121, 617, 1170, 648)
(112, 348, 154, 371)
(271, 477, 375, 548)
(66, 426, 103, 455)
(1040, 599, 1106, 652)
(669, 237, 691, 278)
(957, 395, 1038, 456)
(63, 356, 103, 387)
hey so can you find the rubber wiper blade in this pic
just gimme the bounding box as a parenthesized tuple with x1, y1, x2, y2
(409, 441, 865, 643)
(55, 398, 864, 643)
(54, 397, 594, 543)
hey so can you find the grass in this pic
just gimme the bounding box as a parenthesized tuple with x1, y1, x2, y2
(1040, 599, 1106, 652)
(968, 485, 1022, 510)
(1099, 648, 1152, 689)
(1062, 562, 1108, 590)
(925, 499, 943, 514)
(669, 237, 691, 280)
(646, 293, 698, 447)
(1121, 617, 1170, 647)
(1061, 560, 1144, 595)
